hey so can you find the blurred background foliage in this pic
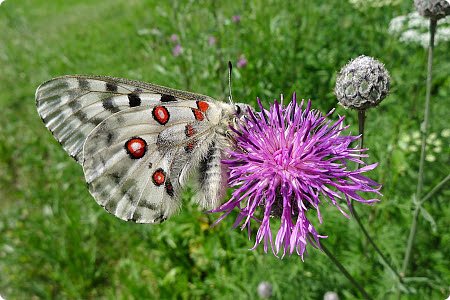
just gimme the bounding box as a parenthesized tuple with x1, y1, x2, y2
(0, 0, 449, 299)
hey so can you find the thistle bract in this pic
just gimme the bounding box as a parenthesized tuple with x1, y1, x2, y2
(214, 95, 381, 258)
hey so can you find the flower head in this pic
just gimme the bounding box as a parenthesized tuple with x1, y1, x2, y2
(257, 281, 273, 299)
(208, 35, 216, 46)
(172, 44, 183, 56)
(170, 34, 179, 42)
(237, 55, 248, 68)
(214, 95, 381, 258)
(414, 0, 450, 20)
(324, 291, 340, 300)
(335, 55, 390, 110)
(232, 15, 241, 23)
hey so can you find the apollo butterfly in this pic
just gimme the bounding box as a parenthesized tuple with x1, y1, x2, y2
(36, 75, 250, 223)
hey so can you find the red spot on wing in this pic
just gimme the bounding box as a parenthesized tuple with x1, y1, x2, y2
(152, 106, 170, 125)
(184, 140, 197, 153)
(152, 168, 166, 186)
(125, 138, 147, 159)
(192, 108, 204, 121)
(197, 101, 209, 112)
(185, 124, 196, 137)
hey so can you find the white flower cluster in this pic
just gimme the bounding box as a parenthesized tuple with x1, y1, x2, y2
(349, 0, 401, 9)
(398, 129, 449, 162)
(389, 12, 450, 47)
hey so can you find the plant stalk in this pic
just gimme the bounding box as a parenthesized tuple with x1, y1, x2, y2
(401, 18, 437, 276)
(420, 173, 450, 205)
(321, 243, 372, 300)
(353, 109, 403, 282)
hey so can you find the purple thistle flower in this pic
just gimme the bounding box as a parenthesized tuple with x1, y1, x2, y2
(172, 44, 183, 57)
(208, 35, 217, 46)
(170, 34, 179, 42)
(214, 95, 381, 258)
(237, 55, 247, 68)
(232, 15, 241, 23)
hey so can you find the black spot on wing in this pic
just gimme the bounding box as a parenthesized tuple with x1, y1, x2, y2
(68, 99, 82, 111)
(128, 93, 141, 107)
(106, 132, 115, 145)
(90, 117, 103, 126)
(160, 94, 177, 102)
(106, 82, 118, 92)
(78, 78, 90, 90)
(102, 97, 120, 113)
(140, 201, 157, 211)
(154, 213, 167, 223)
(165, 179, 174, 197)
(73, 110, 89, 123)
(109, 172, 121, 184)
(130, 212, 141, 223)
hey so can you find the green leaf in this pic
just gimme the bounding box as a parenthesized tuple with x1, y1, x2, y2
(420, 207, 437, 233)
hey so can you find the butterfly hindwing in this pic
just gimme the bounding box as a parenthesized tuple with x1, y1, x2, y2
(82, 104, 217, 223)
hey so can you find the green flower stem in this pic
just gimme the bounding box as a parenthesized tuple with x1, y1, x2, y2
(321, 243, 372, 299)
(354, 109, 404, 283)
(358, 110, 366, 156)
(401, 18, 437, 276)
(420, 173, 450, 205)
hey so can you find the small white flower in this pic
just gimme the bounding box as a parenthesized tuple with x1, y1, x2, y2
(412, 131, 421, 140)
(409, 145, 419, 152)
(426, 154, 436, 162)
(324, 291, 340, 300)
(428, 132, 438, 141)
(441, 128, 450, 137)
(389, 11, 450, 47)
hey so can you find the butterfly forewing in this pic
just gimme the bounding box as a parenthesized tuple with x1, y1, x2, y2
(35, 75, 216, 163)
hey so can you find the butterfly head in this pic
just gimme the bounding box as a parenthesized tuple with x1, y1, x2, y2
(234, 103, 253, 119)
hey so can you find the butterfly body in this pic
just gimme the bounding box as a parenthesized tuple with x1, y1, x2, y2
(36, 75, 247, 223)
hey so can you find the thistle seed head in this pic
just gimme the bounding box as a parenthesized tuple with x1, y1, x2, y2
(414, 0, 450, 20)
(335, 55, 390, 110)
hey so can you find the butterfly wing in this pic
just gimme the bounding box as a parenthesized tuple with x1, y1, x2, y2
(35, 75, 216, 163)
(82, 104, 218, 223)
(36, 75, 228, 223)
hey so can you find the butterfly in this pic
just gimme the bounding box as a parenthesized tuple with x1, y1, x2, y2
(35, 75, 250, 224)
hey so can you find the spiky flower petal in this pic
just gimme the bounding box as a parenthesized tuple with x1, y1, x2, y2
(214, 95, 381, 258)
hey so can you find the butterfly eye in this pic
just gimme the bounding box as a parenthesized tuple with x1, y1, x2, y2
(235, 105, 241, 116)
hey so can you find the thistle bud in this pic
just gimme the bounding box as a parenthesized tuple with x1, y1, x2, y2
(324, 291, 340, 300)
(335, 55, 390, 110)
(414, 0, 450, 20)
(257, 281, 273, 299)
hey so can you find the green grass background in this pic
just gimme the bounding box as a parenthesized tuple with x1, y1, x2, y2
(0, 0, 449, 299)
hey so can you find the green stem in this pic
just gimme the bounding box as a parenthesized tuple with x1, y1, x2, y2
(419, 173, 450, 205)
(358, 110, 366, 160)
(321, 243, 372, 299)
(401, 18, 437, 276)
(353, 109, 403, 283)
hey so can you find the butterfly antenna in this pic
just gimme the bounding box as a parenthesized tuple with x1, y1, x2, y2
(228, 61, 234, 105)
